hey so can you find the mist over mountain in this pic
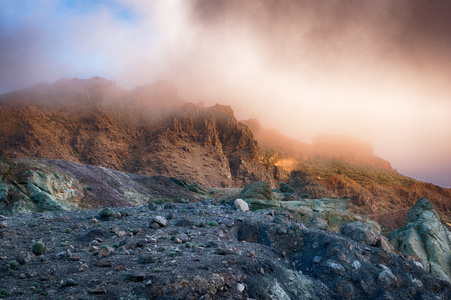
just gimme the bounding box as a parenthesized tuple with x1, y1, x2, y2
(1, 78, 450, 231)
(2, 2, 451, 297)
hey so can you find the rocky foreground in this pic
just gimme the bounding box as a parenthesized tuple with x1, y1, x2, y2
(1, 199, 450, 299)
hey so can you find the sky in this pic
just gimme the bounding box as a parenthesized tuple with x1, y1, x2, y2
(1, 0, 451, 188)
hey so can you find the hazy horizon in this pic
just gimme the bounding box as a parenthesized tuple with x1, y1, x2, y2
(1, 0, 450, 188)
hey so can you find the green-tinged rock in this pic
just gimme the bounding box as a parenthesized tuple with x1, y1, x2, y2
(390, 198, 451, 282)
(187, 183, 208, 195)
(0, 180, 8, 201)
(241, 181, 274, 200)
(24, 170, 72, 211)
(246, 199, 280, 210)
(279, 182, 295, 194)
(169, 177, 190, 188)
(170, 177, 208, 194)
(278, 198, 378, 233)
(99, 207, 116, 219)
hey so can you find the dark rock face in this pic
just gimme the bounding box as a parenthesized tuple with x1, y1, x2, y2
(235, 220, 451, 299)
(390, 198, 451, 282)
(241, 181, 274, 200)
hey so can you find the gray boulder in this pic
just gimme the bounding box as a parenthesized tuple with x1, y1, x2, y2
(390, 198, 451, 282)
(234, 198, 249, 212)
(340, 222, 394, 253)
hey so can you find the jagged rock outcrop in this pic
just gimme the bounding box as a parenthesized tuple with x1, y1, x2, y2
(0, 79, 274, 187)
(241, 181, 274, 200)
(279, 197, 381, 233)
(238, 182, 382, 233)
(390, 198, 451, 282)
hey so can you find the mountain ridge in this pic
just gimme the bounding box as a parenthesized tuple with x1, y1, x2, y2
(1, 77, 450, 231)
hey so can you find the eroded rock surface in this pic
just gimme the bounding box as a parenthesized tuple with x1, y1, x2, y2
(0, 158, 201, 215)
(390, 198, 451, 282)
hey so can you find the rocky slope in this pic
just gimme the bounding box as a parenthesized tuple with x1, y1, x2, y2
(243, 120, 451, 232)
(1, 78, 450, 232)
(0, 78, 272, 188)
(0, 157, 204, 215)
(1, 200, 450, 299)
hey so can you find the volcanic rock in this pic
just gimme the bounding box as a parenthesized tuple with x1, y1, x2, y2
(390, 198, 451, 282)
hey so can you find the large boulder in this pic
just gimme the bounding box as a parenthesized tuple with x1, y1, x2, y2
(390, 198, 451, 282)
(241, 181, 274, 200)
(279, 197, 379, 233)
(340, 222, 394, 253)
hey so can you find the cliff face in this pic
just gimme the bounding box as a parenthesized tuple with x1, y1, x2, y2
(0, 78, 273, 187)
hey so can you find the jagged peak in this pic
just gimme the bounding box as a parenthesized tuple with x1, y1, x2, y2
(210, 103, 235, 117)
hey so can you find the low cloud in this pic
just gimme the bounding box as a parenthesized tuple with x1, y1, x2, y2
(0, 0, 450, 187)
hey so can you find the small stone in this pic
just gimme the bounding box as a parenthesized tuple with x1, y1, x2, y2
(175, 238, 183, 244)
(175, 233, 189, 243)
(149, 223, 160, 229)
(237, 283, 245, 293)
(95, 260, 112, 267)
(123, 273, 147, 282)
(116, 231, 127, 238)
(0, 221, 6, 229)
(60, 278, 77, 288)
(137, 255, 156, 264)
(133, 228, 143, 235)
(91, 218, 99, 224)
(39, 256, 49, 263)
(98, 248, 109, 258)
(221, 218, 235, 227)
(17, 253, 33, 265)
(89, 286, 107, 294)
(378, 269, 396, 287)
(153, 216, 168, 227)
(125, 242, 137, 250)
(68, 256, 80, 261)
(147, 236, 157, 243)
(55, 251, 68, 260)
(312, 256, 323, 264)
(351, 260, 361, 270)
(79, 263, 89, 272)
